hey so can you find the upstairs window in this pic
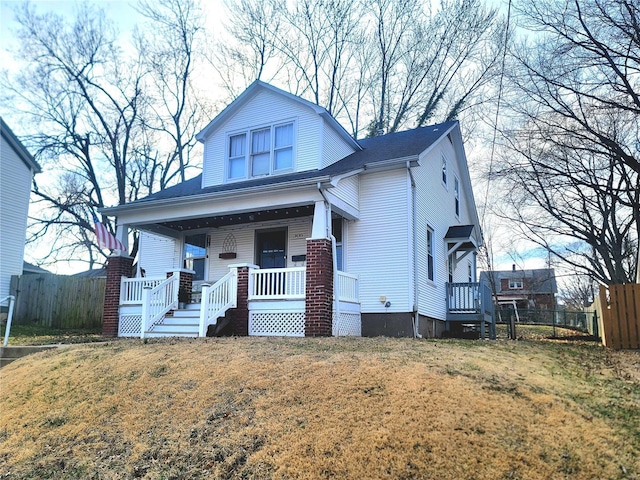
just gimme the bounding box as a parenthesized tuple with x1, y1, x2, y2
(454, 176, 460, 217)
(509, 279, 523, 289)
(228, 134, 246, 179)
(227, 121, 295, 180)
(441, 153, 448, 186)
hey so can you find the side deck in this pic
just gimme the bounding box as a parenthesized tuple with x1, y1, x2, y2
(445, 282, 495, 339)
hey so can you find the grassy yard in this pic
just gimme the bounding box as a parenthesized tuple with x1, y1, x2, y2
(0, 328, 638, 479)
(0, 324, 105, 345)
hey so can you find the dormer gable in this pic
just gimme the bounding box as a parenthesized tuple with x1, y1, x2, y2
(197, 81, 361, 188)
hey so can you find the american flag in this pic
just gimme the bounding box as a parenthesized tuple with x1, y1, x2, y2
(92, 213, 126, 251)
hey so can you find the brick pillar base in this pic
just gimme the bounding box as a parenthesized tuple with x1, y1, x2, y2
(305, 238, 333, 336)
(103, 255, 134, 337)
(168, 270, 193, 303)
(229, 266, 249, 336)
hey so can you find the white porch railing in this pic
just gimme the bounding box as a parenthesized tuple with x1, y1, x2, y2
(249, 267, 306, 300)
(199, 269, 238, 337)
(121, 277, 165, 304)
(337, 271, 359, 303)
(140, 273, 180, 338)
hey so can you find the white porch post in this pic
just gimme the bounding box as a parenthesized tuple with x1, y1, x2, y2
(116, 223, 129, 254)
(311, 200, 330, 239)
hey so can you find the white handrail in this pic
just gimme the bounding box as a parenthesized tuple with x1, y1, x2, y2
(1, 295, 16, 347)
(120, 277, 165, 304)
(337, 271, 359, 303)
(199, 269, 238, 337)
(249, 267, 306, 300)
(140, 273, 180, 338)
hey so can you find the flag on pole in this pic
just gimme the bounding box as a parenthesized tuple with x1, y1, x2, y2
(92, 213, 126, 251)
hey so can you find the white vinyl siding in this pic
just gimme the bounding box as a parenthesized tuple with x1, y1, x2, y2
(321, 121, 357, 169)
(0, 140, 34, 298)
(139, 232, 180, 277)
(347, 169, 410, 313)
(206, 217, 311, 281)
(413, 138, 474, 320)
(329, 175, 359, 211)
(203, 90, 321, 187)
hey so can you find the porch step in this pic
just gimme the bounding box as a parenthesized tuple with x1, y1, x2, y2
(145, 306, 205, 338)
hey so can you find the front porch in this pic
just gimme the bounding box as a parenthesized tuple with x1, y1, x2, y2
(116, 264, 361, 338)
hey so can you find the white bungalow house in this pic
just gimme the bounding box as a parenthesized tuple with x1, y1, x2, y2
(100, 81, 493, 339)
(0, 118, 41, 302)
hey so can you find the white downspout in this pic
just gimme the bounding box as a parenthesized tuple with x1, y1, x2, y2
(407, 162, 421, 338)
(317, 183, 340, 336)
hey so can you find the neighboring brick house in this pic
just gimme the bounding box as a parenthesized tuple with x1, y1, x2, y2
(100, 81, 493, 339)
(480, 266, 558, 310)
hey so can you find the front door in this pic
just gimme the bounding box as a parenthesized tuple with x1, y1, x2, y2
(256, 229, 286, 268)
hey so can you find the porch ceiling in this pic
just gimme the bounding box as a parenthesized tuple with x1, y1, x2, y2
(140, 204, 315, 233)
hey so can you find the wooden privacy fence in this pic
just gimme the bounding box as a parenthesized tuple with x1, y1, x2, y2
(591, 284, 640, 349)
(10, 274, 105, 329)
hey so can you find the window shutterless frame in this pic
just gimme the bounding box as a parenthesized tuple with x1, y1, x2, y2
(225, 120, 296, 181)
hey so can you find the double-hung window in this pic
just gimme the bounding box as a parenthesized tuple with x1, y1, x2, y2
(441, 153, 448, 186)
(454, 176, 460, 217)
(227, 121, 294, 180)
(228, 134, 246, 180)
(426, 227, 434, 281)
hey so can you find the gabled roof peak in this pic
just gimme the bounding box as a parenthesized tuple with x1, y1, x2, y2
(196, 80, 361, 151)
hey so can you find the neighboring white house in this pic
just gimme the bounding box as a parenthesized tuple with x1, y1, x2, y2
(0, 118, 41, 301)
(101, 81, 493, 339)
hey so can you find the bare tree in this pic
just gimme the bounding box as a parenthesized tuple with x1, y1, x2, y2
(1, 1, 205, 270)
(136, 0, 208, 187)
(493, 0, 640, 284)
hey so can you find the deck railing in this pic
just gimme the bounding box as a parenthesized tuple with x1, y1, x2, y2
(199, 269, 238, 336)
(446, 282, 493, 315)
(121, 277, 166, 304)
(337, 271, 359, 303)
(140, 274, 179, 338)
(249, 267, 306, 300)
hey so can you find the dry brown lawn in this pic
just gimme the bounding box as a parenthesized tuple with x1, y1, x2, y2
(0, 329, 639, 479)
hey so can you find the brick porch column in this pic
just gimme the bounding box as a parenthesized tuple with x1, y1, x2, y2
(305, 238, 333, 337)
(167, 269, 194, 303)
(103, 255, 134, 337)
(227, 265, 253, 336)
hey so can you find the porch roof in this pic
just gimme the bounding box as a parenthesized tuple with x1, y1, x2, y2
(101, 121, 458, 215)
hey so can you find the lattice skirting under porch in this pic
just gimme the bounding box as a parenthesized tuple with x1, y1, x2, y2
(249, 311, 305, 337)
(333, 311, 362, 336)
(119, 314, 142, 337)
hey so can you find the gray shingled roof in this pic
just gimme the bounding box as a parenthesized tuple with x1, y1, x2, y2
(128, 121, 458, 205)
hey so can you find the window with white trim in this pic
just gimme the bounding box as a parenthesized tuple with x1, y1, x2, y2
(227, 121, 294, 180)
(454, 176, 460, 217)
(509, 279, 523, 289)
(442, 153, 448, 186)
(426, 227, 434, 281)
(184, 234, 207, 281)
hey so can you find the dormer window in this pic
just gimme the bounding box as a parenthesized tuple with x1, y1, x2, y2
(227, 121, 295, 180)
(509, 279, 523, 289)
